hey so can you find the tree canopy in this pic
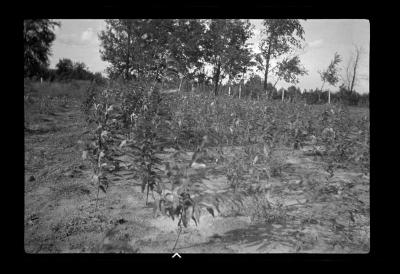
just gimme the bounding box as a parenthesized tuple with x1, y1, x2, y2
(202, 19, 254, 96)
(257, 19, 306, 96)
(319, 52, 342, 88)
(24, 19, 60, 78)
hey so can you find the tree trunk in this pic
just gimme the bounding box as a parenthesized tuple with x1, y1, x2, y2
(320, 81, 325, 92)
(263, 39, 273, 98)
(350, 48, 360, 93)
(214, 62, 221, 96)
(263, 54, 271, 97)
(178, 77, 184, 92)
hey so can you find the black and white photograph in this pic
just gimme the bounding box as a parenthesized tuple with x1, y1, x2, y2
(24, 18, 370, 254)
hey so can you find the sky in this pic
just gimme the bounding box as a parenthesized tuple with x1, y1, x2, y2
(49, 19, 369, 94)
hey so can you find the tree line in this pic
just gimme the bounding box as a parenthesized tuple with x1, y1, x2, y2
(44, 58, 105, 82)
(26, 56, 105, 83)
(24, 19, 368, 106)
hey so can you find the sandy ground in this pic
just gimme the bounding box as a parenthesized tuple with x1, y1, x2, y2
(24, 100, 370, 253)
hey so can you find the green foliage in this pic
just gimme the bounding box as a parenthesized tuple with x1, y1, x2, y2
(99, 19, 255, 98)
(203, 19, 254, 96)
(81, 88, 125, 209)
(258, 19, 306, 94)
(99, 19, 178, 81)
(79, 81, 369, 253)
(314, 105, 370, 174)
(261, 19, 305, 56)
(122, 84, 169, 204)
(24, 19, 60, 78)
(274, 56, 308, 87)
(79, 19, 369, 251)
(24, 79, 92, 100)
(243, 74, 265, 99)
(319, 52, 342, 88)
(56, 58, 73, 77)
(168, 20, 206, 83)
(54, 58, 104, 82)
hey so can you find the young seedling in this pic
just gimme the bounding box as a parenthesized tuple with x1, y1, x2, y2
(81, 88, 122, 212)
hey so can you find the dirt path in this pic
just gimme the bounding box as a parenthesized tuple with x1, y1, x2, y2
(24, 101, 369, 253)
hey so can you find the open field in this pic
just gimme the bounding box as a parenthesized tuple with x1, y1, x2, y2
(24, 81, 369, 253)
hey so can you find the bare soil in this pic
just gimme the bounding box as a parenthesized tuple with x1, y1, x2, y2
(24, 100, 369, 253)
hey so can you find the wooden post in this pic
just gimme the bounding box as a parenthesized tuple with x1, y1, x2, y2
(328, 90, 331, 104)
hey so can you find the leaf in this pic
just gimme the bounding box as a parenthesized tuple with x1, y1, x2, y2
(206, 207, 215, 217)
(99, 185, 107, 194)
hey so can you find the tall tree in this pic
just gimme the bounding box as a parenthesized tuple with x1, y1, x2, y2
(203, 19, 253, 96)
(168, 19, 206, 91)
(319, 52, 342, 104)
(73, 62, 94, 80)
(225, 50, 255, 96)
(342, 45, 363, 94)
(137, 19, 178, 83)
(24, 19, 60, 78)
(257, 19, 305, 97)
(55, 58, 74, 79)
(272, 55, 308, 101)
(99, 20, 143, 81)
(99, 19, 180, 84)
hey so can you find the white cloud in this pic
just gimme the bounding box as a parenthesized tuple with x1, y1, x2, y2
(81, 28, 95, 41)
(57, 28, 98, 47)
(58, 33, 81, 46)
(308, 39, 323, 48)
